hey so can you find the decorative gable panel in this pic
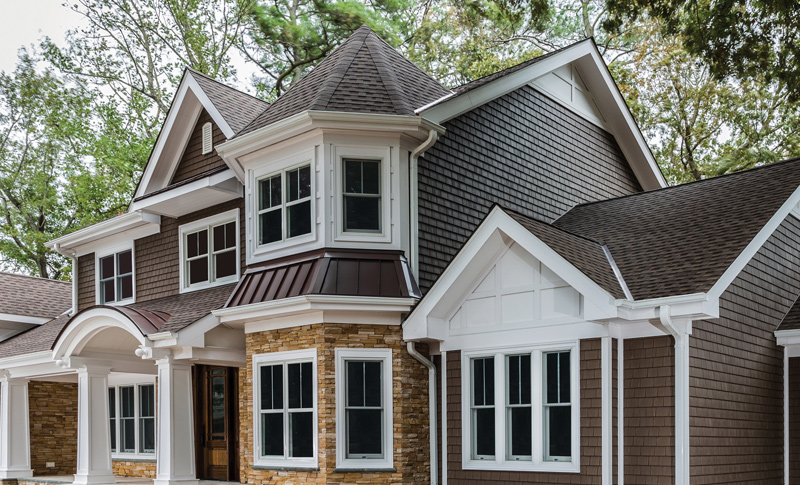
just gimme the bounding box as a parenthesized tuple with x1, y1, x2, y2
(171, 110, 228, 185)
(447, 243, 583, 336)
(530, 63, 606, 128)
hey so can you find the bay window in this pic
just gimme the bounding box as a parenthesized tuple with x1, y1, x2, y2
(335, 348, 393, 469)
(463, 343, 579, 472)
(253, 349, 317, 468)
(257, 164, 312, 246)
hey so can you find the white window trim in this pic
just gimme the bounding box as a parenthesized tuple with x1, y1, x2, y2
(461, 341, 580, 473)
(109, 380, 157, 460)
(254, 162, 315, 249)
(335, 347, 394, 470)
(333, 146, 392, 244)
(252, 348, 319, 469)
(178, 208, 240, 293)
(95, 243, 135, 306)
(248, 149, 318, 262)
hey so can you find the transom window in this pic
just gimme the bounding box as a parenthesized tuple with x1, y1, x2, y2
(109, 383, 155, 457)
(257, 165, 312, 246)
(342, 159, 381, 232)
(98, 250, 133, 304)
(463, 345, 578, 472)
(335, 348, 393, 469)
(253, 349, 317, 468)
(179, 210, 239, 291)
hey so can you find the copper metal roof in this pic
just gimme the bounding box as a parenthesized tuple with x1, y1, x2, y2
(225, 249, 421, 308)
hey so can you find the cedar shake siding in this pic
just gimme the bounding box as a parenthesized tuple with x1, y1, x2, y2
(689, 214, 800, 484)
(623, 335, 674, 484)
(170, 109, 227, 184)
(790, 357, 800, 483)
(134, 199, 245, 302)
(417, 85, 643, 291)
(77, 253, 95, 311)
(444, 339, 602, 484)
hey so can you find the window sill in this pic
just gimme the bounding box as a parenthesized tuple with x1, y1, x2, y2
(251, 465, 320, 472)
(110, 456, 156, 462)
(462, 461, 579, 473)
(180, 276, 238, 294)
(333, 468, 397, 474)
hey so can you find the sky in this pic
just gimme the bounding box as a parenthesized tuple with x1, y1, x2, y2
(0, 1, 87, 73)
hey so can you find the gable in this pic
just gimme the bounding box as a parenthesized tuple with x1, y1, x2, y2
(447, 243, 583, 336)
(531, 62, 606, 129)
(171, 109, 228, 185)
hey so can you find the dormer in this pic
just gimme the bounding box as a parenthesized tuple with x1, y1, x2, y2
(129, 69, 268, 218)
(215, 26, 450, 264)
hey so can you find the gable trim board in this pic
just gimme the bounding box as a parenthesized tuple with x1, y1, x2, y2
(135, 70, 243, 198)
(47, 211, 161, 258)
(418, 39, 666, 191)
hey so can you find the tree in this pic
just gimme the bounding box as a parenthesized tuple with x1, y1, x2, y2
(604, 0, 800, 101)
(0, 54, 140, 278)
(44, 0, 252, 139)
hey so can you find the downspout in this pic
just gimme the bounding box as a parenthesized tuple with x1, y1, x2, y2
(657, 305, 691, 485)
(410, 130, 439, 280)
(407, 342, 438, 485)
(56, 243, 78, 316)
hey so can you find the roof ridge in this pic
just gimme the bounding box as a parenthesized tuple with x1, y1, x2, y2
(308, 29, 370, 111)
(498, 205, 606, 246)
(365, 32, 413, 115)
(186, 67, 269, 105)
(564, 155, 800, 212)
(0, 271, 70, 285)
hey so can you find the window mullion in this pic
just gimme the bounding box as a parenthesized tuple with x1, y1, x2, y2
(532, 350, 543, 466)
(495, 352, 504, 465)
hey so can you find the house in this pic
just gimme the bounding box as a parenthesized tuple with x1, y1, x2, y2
(0, 25, 797, 485)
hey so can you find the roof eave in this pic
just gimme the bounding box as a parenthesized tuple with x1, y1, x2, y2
(47, 211, 161, 257)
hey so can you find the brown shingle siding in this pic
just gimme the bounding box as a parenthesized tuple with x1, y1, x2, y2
(170, 110, 227, 184)
(77, 253, 95, 311)
(135, 199, 244, 303)
(623, 335, 674, 484)
(417, 85, 642, 292)
(688, 214, 800, 484)
(445, 339, 603, 483)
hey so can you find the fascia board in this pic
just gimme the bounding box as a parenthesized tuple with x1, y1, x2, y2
(47, 211, 160, 255)
(216, 111, 445, 175)
(579, 48, 666, 189)
(135, 76, 194, 199)
(0, 314, 51, 326)
(213, 294, 416, 325)
(184, 72, 235, 138)
(419, 41, 594, 124)
(708, 185, 800, 301)
(775, 329, 800, 347)
(0, 350, 54, 369)
(129, 169, 242, 217)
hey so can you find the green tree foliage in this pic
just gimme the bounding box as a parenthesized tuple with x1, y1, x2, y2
(604, 0, 800, 101)
(0, 54, 142, 278)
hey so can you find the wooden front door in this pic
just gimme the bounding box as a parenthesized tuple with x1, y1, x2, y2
(195, 365, 239, 481)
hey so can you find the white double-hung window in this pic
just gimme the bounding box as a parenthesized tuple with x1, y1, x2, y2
(109, 382, 156, 458)
(179, 209, 239, 291)
(257, 164, 312, 246)
(253, 349, 318, 468)
(463, 343, 579, 472)
(335, 348, 393, 470)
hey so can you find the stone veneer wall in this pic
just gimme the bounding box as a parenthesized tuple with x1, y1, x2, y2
(28, 381, 78, 476)
(240, 323, 431, 484)
(112, 460, 157, 478)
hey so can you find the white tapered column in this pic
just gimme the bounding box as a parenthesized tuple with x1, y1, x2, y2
(0, 373, 33, 479)
(74, 366, 115, 485)
(154, 358, 197, 485)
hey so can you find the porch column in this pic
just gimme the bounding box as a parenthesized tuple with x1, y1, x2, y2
(0, 373, 33, 479)
(154, 358, 198, 485)
(75, 365, 115, 485)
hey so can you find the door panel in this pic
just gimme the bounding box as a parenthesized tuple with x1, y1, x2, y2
(195, 365, 239, 482)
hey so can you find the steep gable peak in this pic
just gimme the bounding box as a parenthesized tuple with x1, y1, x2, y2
(236, 25, 451, 136)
